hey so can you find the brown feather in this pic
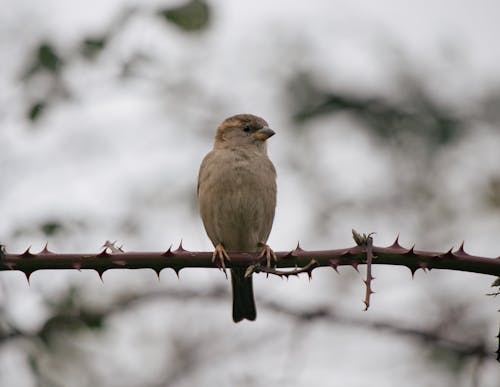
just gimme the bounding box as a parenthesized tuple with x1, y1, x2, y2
(198, 114, 277, 322)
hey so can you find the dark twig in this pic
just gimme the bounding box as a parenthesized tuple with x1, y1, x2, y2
(364, 235, 375, 310)
(245, 259, 319, 279)
(352, 230, 376, 310)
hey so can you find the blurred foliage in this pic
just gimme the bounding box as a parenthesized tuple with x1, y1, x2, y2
(80, 36, 107, 59)
(28, 101, 46, 121)
(288, 72, 464, 150)
(158, 0, 211, 32)
(480, 91, 500, 123)
(24, 42, 62, 78)
(21, 43, 63, 122)
(19, 2, 211, 122)
(485, 176, 500, 210)
(2, 2, 499, 386)
(80, 8, 136, 60)
(488, 277, 500, 298)
(0, 285, 495, 386)
(39, 289, 105, 348)
(40, 221, 63, 236)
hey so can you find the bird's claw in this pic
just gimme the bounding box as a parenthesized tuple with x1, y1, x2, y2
(212, 243, 230, 279)
(257, 243, 277, 271)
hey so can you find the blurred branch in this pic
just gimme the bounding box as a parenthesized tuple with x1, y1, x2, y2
(288, 72, 465, 150)
(0, 286, 494, 363)
(1, 238, 499, 278)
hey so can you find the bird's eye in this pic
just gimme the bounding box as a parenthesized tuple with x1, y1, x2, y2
(243, 124, 252, 133)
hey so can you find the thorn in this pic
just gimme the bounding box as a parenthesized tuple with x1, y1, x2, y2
(96, 269, 106, 282)
(439, 247, 454, 259)
(408, 265, 418, 278)
(72, 263, 82, 271)
(389, 234, 402, 248)
(41, 243, 52, 254)
(307, 271, 312, 281)
(289, 242, 303, 257)
(364, 279, 376, 286)
(404, 245, 416, 256)
(173, 268, 181, 278)
(176, 240, 185, 252)
(283, 250, 295, 259)
(97, 249, 110, 258)
(329, 259, 340, 273)
(162, 245, 174, 256)
(21, 246, 34, 258)
(454, 241, 467, 256)
(153, 268, 162, 280)
(112, 260, 127, 266)
(350, 261, 359, 272)
(25, 271, 33, 285)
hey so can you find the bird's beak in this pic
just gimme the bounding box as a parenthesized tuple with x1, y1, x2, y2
(253, 126, 275, 141)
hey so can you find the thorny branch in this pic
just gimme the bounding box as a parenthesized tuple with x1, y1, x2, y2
(1, 236, 499, 280)
(352, 230, 375, 310)
(2, 232, 500, 360)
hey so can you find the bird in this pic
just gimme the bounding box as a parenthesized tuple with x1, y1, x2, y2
(197, 114, 277, 322)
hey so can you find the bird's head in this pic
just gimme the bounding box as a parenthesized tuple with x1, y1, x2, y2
(214, 114, 275, 151)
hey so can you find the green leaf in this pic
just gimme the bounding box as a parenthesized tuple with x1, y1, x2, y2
(28, 101, 46, 121)
(23, 41, 62, 79)
(37, 43, 61, 73)
(159, 0, 210, 32)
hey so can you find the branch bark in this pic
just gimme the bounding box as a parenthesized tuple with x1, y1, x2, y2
(1, 238, 499, 279)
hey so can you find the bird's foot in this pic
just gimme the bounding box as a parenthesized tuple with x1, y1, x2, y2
(257, 242, 277, 270)
(212, 243, 230, 279)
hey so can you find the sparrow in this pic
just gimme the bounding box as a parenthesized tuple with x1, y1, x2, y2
(197, 114, 277, 322)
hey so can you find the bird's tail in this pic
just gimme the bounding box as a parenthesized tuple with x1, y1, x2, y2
(231, 267, 256, 322)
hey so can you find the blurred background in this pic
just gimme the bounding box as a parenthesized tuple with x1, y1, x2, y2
(1, 0, 499, 386)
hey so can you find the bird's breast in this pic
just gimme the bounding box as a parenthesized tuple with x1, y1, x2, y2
(198, 149, 276, 252)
